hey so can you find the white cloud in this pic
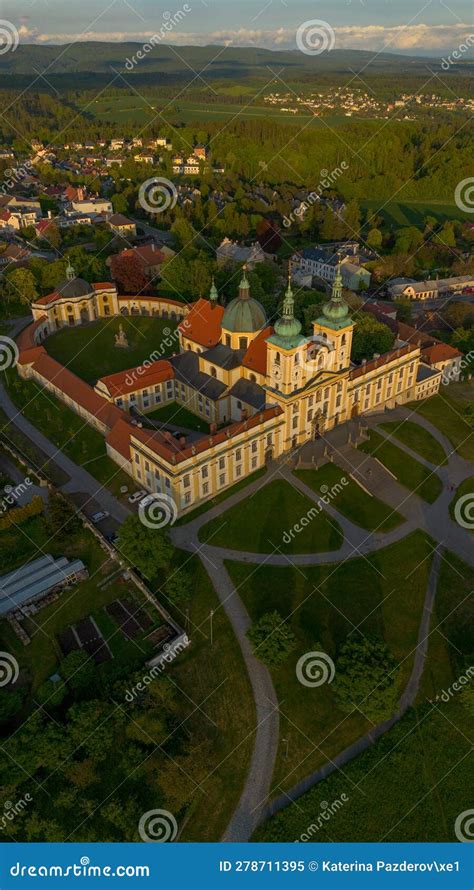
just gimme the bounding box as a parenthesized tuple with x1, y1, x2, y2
(17, 22, 474, 55)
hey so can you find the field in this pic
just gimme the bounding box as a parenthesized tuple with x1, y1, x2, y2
(408, 383, 474, 462)
(45, 316, 178, 384)
(145, 401, 211, 433)
(294, 463, 403, 532)
(227, 531, 434, 793)
(359, 430, 443, 503)
(361, 200, 473, 227)
(199, 478, 343, 554)
(255, 548, 474, 842)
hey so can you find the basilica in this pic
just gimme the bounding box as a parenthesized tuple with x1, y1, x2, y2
(19, 267, 442, 516)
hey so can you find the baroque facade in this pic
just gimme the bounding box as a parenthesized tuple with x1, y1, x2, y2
(19, 266, 443, 517)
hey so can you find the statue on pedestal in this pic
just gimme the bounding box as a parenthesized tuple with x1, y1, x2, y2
(114, 324, 129, 349)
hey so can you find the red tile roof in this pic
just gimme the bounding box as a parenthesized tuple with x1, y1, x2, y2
(30, 353, 124, 430)
(16, 318, 48, 352)
(349, 344, 419, 381)
(242, 325, 273, 375)
(114, 245, 166, 267)
(179, 298, 224, 347)
(422, 343, 462, 364)
(106, 417, 133, 460)
(118, 295, 186, 308)
(131, 406, 284, 465)
(33, 290, 60, 306)
(92, 282, 116, 290)
(97, 360, 174, 397)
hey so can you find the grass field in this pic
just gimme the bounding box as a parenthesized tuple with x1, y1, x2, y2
(359, 430, 443, 503)
(295, 463, 403, 532)
(45, 316, 178, 384)
(449, 476, 474, 534)
(380, 420, 448, 466)
(227, 530, 434, 793)
(3, 370, 132, 498)
(145, 401, 211, 433)
(170, 557, 255, 841)
(199, 478, 343, 554)
(361, 199, 472, 227)
(256, 547, 474, 842)
(408, 383, 474, 462)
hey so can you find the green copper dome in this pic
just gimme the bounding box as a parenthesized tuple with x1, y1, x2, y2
(221, 268, 267, 333)
(268, 276, 305, 349)
(317, 266, 352, 330)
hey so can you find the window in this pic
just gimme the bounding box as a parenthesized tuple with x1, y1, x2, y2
(184, 475, 190, 488)
(210, 367, 217, 378)
(275, 352, 280, 365)
(203, 482, 209, 495)
(251, 442, 258, 453)
(239, 337, 248, 350)
(219, 474, 226, 486)
(236, 465, 242, 477)
(145, 461, 150, 472)
(308, 396, 314, 407)
(235, 449, 242, 461)
(293, 403, 299, 413)
(336, 395, 342, 408)
(184, 492, 191, 505)
(251, 457, 257, 469)
(225, 334, 231, 347)
(134, 454, 139, 464)
(219, 457, 225, 469)
(292, 416, 298, 429)
(130, 393, 136, 402)
(250, 374, 256, 383)
(202, 466, 208, 478)
(116, 398, 123, 408)
(307, 409, 313, 422)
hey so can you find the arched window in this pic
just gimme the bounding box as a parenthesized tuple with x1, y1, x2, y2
(250, 374, 256, 383)
(275, 352, 280, 364)
(103, 295, 108, 303)
(210, 367, 217, 378)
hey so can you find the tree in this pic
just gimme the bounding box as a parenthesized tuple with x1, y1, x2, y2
(5, 268, 38, 305)
(366, 228, 383, 250)
(171, 217, 198, 250)
(394, 299, 413, 324)
(110, 253, 148, 294)
(60, 651, 97, 695)
(333, 637, 400, 722)
(163, 570, 192, 604)
(117, 514, 174, 579)
(247, 611, 296, 667)
(256, 219, 282, 253)
(46, 491, 81, 538)
(352, 313, 395, 363)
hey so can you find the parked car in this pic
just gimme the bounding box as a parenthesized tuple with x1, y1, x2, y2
(128, 490, 147, 503)
(91, 510, 109, 523)
(140, 494, 157, 509)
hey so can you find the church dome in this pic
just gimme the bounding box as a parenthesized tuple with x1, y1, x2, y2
(221, 269, 267, 333)
(56, 261, 91, 298)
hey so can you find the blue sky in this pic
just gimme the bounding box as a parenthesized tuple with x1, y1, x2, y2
(5, 0, 473, 55)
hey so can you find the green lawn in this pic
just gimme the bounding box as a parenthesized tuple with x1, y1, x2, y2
(256, 547, 474, 842)
(45, 316, 179, 384)
(199, 478, 343, 554)
(145, 401, 211, 433)
(380, 420, 448, 466)
(408, 382, 474, 461)
(3, 370, 132, 498)
(359, 430, 443, 503)
(227, 531, 434, 793)
(361, 199, 473, 228)
(295, 463, 403, 532)
(169, 557, 255, 841)
(448, 477, 474, 533)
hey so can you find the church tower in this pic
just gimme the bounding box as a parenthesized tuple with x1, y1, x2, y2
(266, 275, 306, 394)
(312, 266, 354, 371)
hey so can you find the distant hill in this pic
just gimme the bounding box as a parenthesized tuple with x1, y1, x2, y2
(0, 42, 457, 86)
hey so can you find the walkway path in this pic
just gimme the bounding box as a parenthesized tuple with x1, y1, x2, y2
(201, 557, 279, 842)
(261, 548, 442, 823)
(172, 406, 473, 841)
(0, 383, 129, 524)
